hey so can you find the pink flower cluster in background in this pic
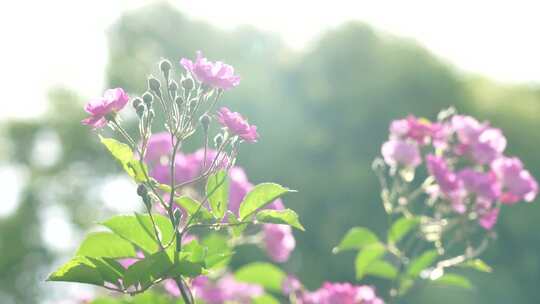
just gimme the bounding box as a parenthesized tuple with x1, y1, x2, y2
(283, 277, 384, 304)
(165, 275, 263, 304)
(145, 132, 295, 263)
(381, 113, 538, 230)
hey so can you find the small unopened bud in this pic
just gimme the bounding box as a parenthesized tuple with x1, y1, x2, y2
(173, 209, 182, 227)
(169, 80, 178, 93)
(148, 76, 161, 97)
(214, 133, 224, 147)
(159, 59, 172, 79)
(181, 78, 194, 91)
(136, 104, 146, 118)
(142, 92, 153, 107)
(175, 96, 184, 107)
(136, 184, 148, 197)
(200, 114, 211, 131)
(131, 97, 143, 109)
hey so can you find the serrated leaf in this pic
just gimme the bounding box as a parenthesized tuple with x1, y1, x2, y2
(333, 227, 379, 253)
(406, 250, 438, 278)
(365, 260, 398, 279)
(123, 251, 173, 288)
(432, 273, 473, 289)
(175, 196, 213, 223)
(102, 214, 174, 254)
(388, 217, 420, 244)
(460, 259, 492, 273)
(99, 136, 148, 183)
(239, 183, 293, 220)
(355, 243, 386, 280)
(206, 170, 229, 219)
(76, 232, 136, 258)
(255, 209, 304, 231)
(235, 262, 286, 292)
(47, 256, 120, 287)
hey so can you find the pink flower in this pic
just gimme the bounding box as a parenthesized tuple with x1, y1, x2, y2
(217, 107, 259, 142)
(426, 155, 466, 213)
(457, 168, 501, 201)
(282, 275, 302, 295)
(451, 115, 506, 164)
(81, 88, 129, 128)
(144, 132, 174, 163)
(492, 157, 538, 204)
(302, 282, 384, 304)
(263, 224, 296, 263)
(180, 51, 240, 90)
(150, 153, 197, 185)
(228, 167, 253, 215)
(381, 139, 421, 168)
(167, 275, 263, 304)
(189, 148, 229, 174)
(390, 116, 439, 145)
(478, 207, 500, 230)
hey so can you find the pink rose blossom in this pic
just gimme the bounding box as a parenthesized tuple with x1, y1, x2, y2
(180, 51, 240, 90)
(144, 132, 174, 163)
(381, 139, 421, 168)
(263, 224, 296, 263)
(492, 157, 538, 204)
(478, 207, 500, 230)
(150, 153, 198, 185)
(166, 275, 263, 304)
(390, 116, 439, 145)
(457, 168, 501, 201)
(302, 282, 384, 304)
(426, 155, 466, 213)
(81, 88, 129, 128)
(217, 107, 259, 142)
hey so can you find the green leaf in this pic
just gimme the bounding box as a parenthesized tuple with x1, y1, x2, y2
(238, 183, 293, 220)
(460, 259, 492, 273)
(181, 240, 206, 263)
(76, 232, 136, 258)
(355, 243, 386, 280)
(388, 217, 420, 244)
(333, 227, 379, 253)
(253, 294, 280, 304)
(364, 260, 398, 279)
(202, 233, 232, 269)
(406, 250, 438, 278)
(102, 214, 174, 254)
(175, 196, 213, 223)
(87, 257, 125, 284)
(206, 170, 229, 219)
(48, 257, 104, 286)
(432, 273, 473, 289)
(123, 251, 173, 288)
(235, 262, 286, 292)
(255, 208, 305, 231)
(100, 136, 147, 183)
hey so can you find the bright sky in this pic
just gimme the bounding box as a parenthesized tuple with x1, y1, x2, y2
(0, 0, 539, 121)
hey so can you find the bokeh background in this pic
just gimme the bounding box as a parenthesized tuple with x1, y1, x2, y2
(1, 1, 540, 303)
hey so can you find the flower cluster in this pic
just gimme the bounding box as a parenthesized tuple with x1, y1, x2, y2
(381, 113, 538, 229)
(283, 277, 384, 304)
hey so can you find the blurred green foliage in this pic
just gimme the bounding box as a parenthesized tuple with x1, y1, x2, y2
(1, 3, 540, 303)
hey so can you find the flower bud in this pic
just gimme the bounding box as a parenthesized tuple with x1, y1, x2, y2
(142, 195, 152, 210)
(169, 80, 178, 93)
(189, 101, 197, 113)
(214, 133, 224, 147)
(136, 104, 146, 118)
(148, 76, 161, 97)
(173, 208, 182, 227)
(181, 78, 194, 91)
(159, 59, 172, 79)
(175, 96, 184, 107)
(136, 184, 148, 197)
(200, 114, 211, 132)
(142, 92, 153, 107)
(131, 97, 143, 109)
